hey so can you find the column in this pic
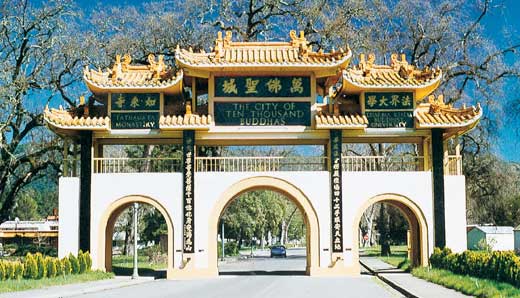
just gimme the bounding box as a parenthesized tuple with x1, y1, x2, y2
(329, 130, 343, 253)
(431, 128, 446, 248)
(182, 130, 195, 254)
(79, 131, 92, 252)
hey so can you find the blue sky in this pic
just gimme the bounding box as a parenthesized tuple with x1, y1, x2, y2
(75, 0, 520, 162)
(481, 0, 520, 162)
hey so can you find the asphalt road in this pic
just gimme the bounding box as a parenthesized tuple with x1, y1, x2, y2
(70, 248, 402, 298)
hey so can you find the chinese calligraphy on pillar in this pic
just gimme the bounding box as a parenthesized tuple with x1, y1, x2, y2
(183, 130, 195, 253)
(215, 76, 311, 97)
(364, 92, 414, 128)
(330, 130, 343, 253)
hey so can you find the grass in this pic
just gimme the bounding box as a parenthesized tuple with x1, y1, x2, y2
(412, 267, 520, 298)
(0, 271, 114, 294)
(361, 245, 411, 271)
(111, 255, 167, 278)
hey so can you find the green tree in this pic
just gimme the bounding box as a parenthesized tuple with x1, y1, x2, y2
(12, 194, 40, 221)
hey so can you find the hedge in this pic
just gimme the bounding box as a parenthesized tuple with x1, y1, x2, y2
(430, 247, 520, 287)
(0, 251, 92, 281)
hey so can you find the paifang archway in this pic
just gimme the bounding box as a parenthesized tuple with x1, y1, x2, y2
(352, 193, 429, 269)
(207, 176, 321, 275)
(97, 195, 175, 277)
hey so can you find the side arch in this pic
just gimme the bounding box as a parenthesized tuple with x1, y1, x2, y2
(352, 193, 429, 268)
(207, 176, 321, 275)
(96, 195, 174, 276)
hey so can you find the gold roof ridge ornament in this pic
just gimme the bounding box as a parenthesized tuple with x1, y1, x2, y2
(175, 30, 352, 76)
(339, 53, 443, 100)
(83, 53, 183, 95)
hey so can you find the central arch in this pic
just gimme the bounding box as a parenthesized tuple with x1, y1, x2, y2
(97, 195, 175, 278)
(207, 176, 320, 275)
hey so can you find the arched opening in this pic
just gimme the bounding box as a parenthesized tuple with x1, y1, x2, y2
(98, 196, 174, 278)
(353, 194, 428, 272)
(207, 176, 320, 276)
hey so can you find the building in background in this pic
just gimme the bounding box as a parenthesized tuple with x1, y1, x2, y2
(467, 226, 514, 251)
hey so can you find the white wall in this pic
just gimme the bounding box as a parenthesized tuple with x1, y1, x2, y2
(89, 173, 184, 269)
(342, 171, 434, 267)
(486, 233, 514, 251)
(444, 176, 468, 253)
(194, 172, 331, 269)
(58, 177, 80, 258)
(63, 169, 468, 273)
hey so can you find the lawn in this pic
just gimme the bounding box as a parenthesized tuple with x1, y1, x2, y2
(0, 271, 114, 293)
(412, 267, 520, 298)
(360, 245, 411, 271)
(111, 255, 167, 278)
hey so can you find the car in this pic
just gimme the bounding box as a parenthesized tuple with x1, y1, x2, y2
(270, 245, 287, 258)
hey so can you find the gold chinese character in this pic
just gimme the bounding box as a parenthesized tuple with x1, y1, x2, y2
(379, 96, 388, 106)
(266, 78, 282, 93)
(115, 94, 125, 109)
(145, 96, 156, 107)
(402, 95, 411, 107)
(290, 77, 304, 94)
(130, 96, 140, 108)
(390, 95, 400, 106)
(222, 78, 238, 94)
(245, 78, 259, 94)
(367, 96, 377, 107)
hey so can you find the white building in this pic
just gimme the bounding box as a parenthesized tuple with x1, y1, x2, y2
(467, 226, 514, 251)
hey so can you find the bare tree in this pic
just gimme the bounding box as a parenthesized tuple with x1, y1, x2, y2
(0, 0, 89, 220)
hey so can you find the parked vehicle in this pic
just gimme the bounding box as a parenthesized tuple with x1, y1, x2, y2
(270, 245, 287, 258)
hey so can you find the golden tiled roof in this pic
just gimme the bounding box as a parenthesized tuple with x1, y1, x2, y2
(44, 105, 212, 132)
(315, 112, 368, 129)
(176, 31, 351, 72)
(159, 114, 213, 130)
(339, 54, 442, 100)
(84, 54, 183, 94)
(415, 95, 482, 128)
(44, 106, 110, 130)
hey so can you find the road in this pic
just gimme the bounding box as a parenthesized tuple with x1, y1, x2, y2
(69, 248, 402, 298)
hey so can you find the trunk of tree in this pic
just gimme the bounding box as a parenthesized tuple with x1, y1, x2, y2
(279, 220, 286, 245)
(379, 203, 391, 256)
(283, 207, 298, 245)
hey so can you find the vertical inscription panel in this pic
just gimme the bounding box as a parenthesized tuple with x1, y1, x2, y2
(330, 130, 343, 253)
(182, 130, 195, 253)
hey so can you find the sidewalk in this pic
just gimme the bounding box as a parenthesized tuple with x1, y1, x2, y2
(360, 257, 472, 298)
(0, 276, 154, 298)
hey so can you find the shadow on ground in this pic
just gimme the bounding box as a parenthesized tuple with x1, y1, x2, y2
(112, 266, 167, 279)
(219, 270, 306, 276)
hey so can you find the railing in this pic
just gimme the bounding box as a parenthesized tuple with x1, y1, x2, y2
(444, 155, 462, 176)
(195, 156, 328, 172)
(342, 155, 425, 172)
(93, 157, 182, 173)
(87, 155, 463, 174)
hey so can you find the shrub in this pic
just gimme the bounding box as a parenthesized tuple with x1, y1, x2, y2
(55, 258, 63, 276)
(13, 262, 24, 279)
(35, 252, 47, 279)
(69, 253, 79, 274)
(46, 256, 57, 278)
(0, 261, 5, 281)
(24, 253, 38, 279)
(5, 262, 14, 279)
(84, 251, 92, 271)
(78, 250, 87, 274)
(430, 247, 520, 287)
(61, 257, 72, 275)
(217, 241, 239, 257)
